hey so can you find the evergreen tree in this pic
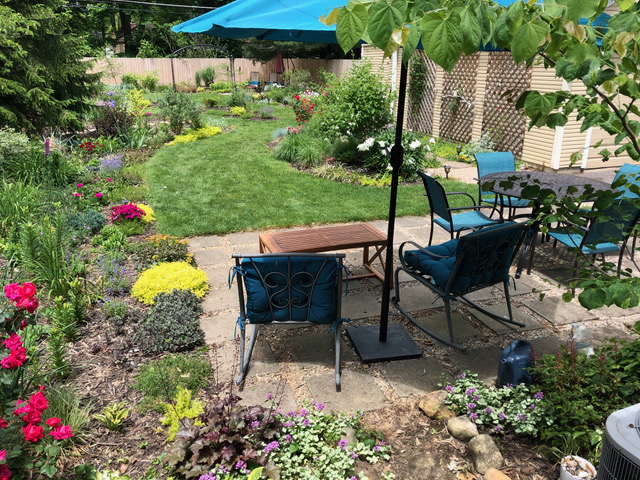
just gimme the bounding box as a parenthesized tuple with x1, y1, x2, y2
(0, 0, 100, 133)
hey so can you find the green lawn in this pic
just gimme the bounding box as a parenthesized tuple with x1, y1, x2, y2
(146, 106, 478, 237)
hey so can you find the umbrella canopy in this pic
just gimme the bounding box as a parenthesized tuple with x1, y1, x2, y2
(172, 0, 342, 43)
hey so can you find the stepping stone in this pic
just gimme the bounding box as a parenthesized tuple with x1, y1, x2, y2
(225, 231, 260, 246)
(396, 216, 426, 228)
(392, 285, 444, 312)
(590, 325, 634, 346)
(528, 336, 564, 359)
(595, 302, 640, 317)
(193, 247, 229, 267)
(470, 305, 542, 334)
(306, 370, 388, 413)
(379, 356, 451, 397)
(522, 296, 597, 325)
(414, 312, 482, 344)
(202, 287, 239, 312)
(238, 382, 297, 413)
(201, 313, 238, 344)
(211, 338, 280, 382)
(342, 293, 380, 320)
(447, 346, 503, 385)
(285, 331, 355, 368)
(511, 274, 552, 295)
(187, 235, 221, 250)
(231, 243, 261, 255)
(203, 265, 233, 288)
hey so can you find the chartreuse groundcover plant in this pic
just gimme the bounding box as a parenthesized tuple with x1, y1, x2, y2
(325, 0, 640, 308)
(131, 261, 209, 305)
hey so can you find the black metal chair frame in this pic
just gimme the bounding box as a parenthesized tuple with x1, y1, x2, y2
(392, 223, 528, 351)
(232, 253, 346, 390)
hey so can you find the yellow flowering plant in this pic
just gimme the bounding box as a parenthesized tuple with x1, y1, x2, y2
(131, 262, 208, 305)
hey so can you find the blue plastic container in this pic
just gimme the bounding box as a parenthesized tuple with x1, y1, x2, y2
(497, 340, 534, 387)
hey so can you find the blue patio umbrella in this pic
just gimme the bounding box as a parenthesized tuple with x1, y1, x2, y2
(172, 0, 608, 362)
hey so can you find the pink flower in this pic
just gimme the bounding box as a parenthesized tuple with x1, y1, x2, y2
(0, 449, 5, 461)
(15, 296, 38, 313)
(29, 386, 48, 412)
(4, 334, 22, 351)
(0, 417, 8, 429)
(94, 192, 103, 198)
(50, 425, 73, 440)
(106, 178, 113, 182)
(77, 183, 83, 188)
(46, 417, 61, 428)
(23, 423, 43, 442)
(72, 193, 81, 197)
(4, 283, 21, 302)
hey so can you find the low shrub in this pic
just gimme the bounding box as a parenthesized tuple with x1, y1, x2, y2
(0, 127, 30, 174)
(158, 91, 202, 134)
(230, 106, 247, 116)
(273, 129, 327, 168)
(131, 261, 208, 305)
(133, 289, 205, 353)
(133, 352, 212, 414)
(129, 234, 191, 270)
(195, 66, 216, 87)
(160, 387, 205, 441)
(91, 225, 127, 252)
(203, 96, 221, 107)
(210, 80, 234, 93)
(96, 251, 131, 297)
(227, 88, 247, 108)
(166, 126, 222, 146)
(67, 209, 107, 241)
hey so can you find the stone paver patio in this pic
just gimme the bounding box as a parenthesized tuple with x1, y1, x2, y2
(194, 211, 640, 412)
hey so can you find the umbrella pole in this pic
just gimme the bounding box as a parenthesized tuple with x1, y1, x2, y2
(346, 61, 422, 363)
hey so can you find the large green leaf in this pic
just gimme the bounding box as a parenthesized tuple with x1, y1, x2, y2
(615, 0, 634, 12)
(367, 0, 406, 50)
(565, 43, 600, 64)
(551, 0, 600, 22)
(459, 7, 482, 56)
(608, 12, 640, 35)
(403, 23, 421, 63)
(421, 11, 462, 73)
(505, 0, 524, 33)
(578, 286, 607, 310)
(511, 20, 549, 64)
(336, 4, 368, 53)
(523, 91, 557, 120)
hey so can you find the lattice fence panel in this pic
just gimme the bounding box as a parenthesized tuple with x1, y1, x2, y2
(407, 51, 437, 134)
(481, 52, 532, 157)
(439, 54, 479, 144)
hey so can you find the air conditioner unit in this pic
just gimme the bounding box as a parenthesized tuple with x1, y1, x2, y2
(599, 403, 640, 480)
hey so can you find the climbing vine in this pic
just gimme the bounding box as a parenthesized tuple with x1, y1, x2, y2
(408, 55, 427, 114)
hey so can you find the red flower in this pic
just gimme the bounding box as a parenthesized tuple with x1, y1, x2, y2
(46, 417, 61, 428)
(0, 449, 5, 461)
(50, 425, 73, 440)
(16, 297, 38, 313)
(23, 423, 44, 442)
(29, 387, 48, 412)
(4, 334, 22, 351)
(4, 283, 21, 302)
(13, 400, 29, 416)
(22, 409, 42, 425)
(0, 464, 11, 480)
(0, 417, 7, 429)
(18, 282, 36, 299)
(1, 347, 26, 369)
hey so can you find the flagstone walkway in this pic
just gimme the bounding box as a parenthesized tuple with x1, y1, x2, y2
(190, 213, 640, 414)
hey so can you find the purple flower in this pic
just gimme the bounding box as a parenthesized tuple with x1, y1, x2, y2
(517, 413, 527, 421)
(530, 404, 536, 411)
(465, 387, 476, 396)
(235, 460, 246, 471)
(316, 402, 325, 411)
(456, 373, 467, 380)
(472, 395, 480, 402)
(302, 418, 310, 427)
(108, 91, 114, 96)
(494, 425, 502, 433)
(108, 99, 116, 108)
(283, 420, 294, 428)
(219, 466, 228, 474)
(284, 434, 292, 443)
(505, 383, 514, 388)
(300, 408, 309, 417)
(350, 451, 358, 459)
(467, 402, 476, 411)
(534, 391, 544, 400)
(374, 445, 381, 452)
(44, 138, 50, 156)
(470, 412, 478, 421)
(251, 420, 259, 429)
(445, 385, 455, 394)
(498, 412, 507, 420)
(266, 392, 273, 400)
(263, 441, 280, 454)
(286, 411, 296, 418)
(484, 407, 493, 414)
(338, 439, 348, 450)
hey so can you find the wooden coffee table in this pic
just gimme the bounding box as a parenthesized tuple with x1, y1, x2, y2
(259, 223, 389, 284)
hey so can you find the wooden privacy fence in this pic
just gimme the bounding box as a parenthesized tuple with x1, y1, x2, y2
(89, 57, 354, 86)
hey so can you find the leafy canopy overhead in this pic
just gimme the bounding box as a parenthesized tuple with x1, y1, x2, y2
(325, 0, 640, 310)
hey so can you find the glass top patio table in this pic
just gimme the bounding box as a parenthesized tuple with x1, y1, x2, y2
(480, 170, 612, 200)
(479, 170, 614, 278)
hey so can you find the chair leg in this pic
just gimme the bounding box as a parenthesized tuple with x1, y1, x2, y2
(334, 325, 341, 392)
(460, 287, 525, 328)
(236, 324, 260, 385)
(428, 213, 435, 246)
(393, 296, 467, 351)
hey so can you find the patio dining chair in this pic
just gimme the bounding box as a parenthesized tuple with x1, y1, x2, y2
(548, 199, 640, 282)
(230, 253, 348, 391)
(417, 170, 501, 246)
(393, 222, 528, 351)
(474, 152, 532, 219)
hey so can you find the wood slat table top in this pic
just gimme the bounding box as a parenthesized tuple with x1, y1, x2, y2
(260, 223, 387, 253)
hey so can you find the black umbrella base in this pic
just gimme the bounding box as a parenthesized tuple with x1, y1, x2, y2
(346, 324, 422, 364)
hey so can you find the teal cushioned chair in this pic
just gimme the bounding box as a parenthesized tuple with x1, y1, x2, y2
(231, 253, 347, 390)
(393, 222, 528, 350)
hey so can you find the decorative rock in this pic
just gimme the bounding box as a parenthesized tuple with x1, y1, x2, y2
(446, 415, 478, 441)
(419, 391, 455, 420)
(341, 427, 357, 445)
(468, 434, 504, 474)
(485, 468, 511, 480)
(401, 451, 458, 480)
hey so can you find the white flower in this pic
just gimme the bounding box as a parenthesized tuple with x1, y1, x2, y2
(379, 141, 386, 147)
(357, 137, 375, 151)
(409, 140, 421, 150)
(425, 145, 431, 151)
(429, 137, 436, 144)
(386, 164, 393, 171)
(407, 158, 415, 164)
